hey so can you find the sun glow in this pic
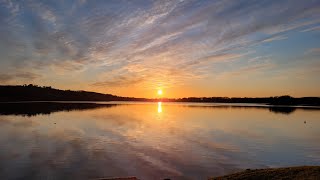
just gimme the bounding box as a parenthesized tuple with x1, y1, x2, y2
(157, 89, 163, 96)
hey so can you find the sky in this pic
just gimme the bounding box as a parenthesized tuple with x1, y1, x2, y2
(0, 0, 319, 98)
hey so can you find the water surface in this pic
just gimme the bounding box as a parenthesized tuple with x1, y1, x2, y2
(0, 102, 319, 179)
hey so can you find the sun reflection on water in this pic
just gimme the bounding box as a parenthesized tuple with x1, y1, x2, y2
(157, 102, 162, 113)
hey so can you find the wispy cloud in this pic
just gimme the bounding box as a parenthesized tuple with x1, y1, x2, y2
(92, 75, 145, 87)
(301, 26, 320, 32)
(0, 0, 319, 95)
(0, 72, 41, 83)
(261, 35, 287, 43)
(306, 48, 320, 55)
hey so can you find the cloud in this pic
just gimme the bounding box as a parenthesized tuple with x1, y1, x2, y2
(0, 72, 41, 83)
(92, 75, 145, 87)
(301, 25, 320, 32)
(0, 74, 13, 83)
(306, 48, 320, 55)
(0, 0, 319, 90)
(261, 35, 287, 43)
(0, 0, 20, 17)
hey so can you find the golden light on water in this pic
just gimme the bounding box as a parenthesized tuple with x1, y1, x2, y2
(157, 102, 162, 113)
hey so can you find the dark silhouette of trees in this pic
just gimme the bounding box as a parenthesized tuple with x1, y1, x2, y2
(0, 85, 319, 106)
(0, 84, 146, 102)
(161, 96, 320, 106)
(268, 106, 296, 114)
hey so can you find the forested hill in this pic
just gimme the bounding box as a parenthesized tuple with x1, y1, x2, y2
(0, 84, 144, 102)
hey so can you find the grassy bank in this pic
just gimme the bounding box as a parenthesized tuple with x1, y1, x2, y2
(210, 166, 320, 180)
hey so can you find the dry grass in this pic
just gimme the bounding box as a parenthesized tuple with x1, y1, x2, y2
(210, 166, 320, 180)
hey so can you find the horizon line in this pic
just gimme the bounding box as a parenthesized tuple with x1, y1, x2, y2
(1, 84, 319, 99)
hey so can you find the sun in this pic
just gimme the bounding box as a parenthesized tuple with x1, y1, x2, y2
(157, 89, 163, 96)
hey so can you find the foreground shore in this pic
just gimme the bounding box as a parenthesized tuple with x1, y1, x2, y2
(97, 166, 320, 180)
(210, 166, 320, 180)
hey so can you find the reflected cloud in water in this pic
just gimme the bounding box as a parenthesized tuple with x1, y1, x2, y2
(0, 102, 319, 179)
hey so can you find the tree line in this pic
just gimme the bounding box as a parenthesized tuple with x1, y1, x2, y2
(0, 84, 319, 106)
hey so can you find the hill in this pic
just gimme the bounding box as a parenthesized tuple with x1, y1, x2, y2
(0, 84, 144, 102)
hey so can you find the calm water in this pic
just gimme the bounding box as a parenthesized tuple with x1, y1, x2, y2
(0, 102, 319, 179)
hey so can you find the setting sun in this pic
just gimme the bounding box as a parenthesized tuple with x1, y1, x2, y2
(157, 89, 163, 96)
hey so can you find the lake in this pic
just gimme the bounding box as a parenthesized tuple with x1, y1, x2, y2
(0, 102, 319, 179)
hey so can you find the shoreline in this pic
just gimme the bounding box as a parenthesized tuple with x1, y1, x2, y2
(210, 166, 320, 180)
(91, 166, 320, 180)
